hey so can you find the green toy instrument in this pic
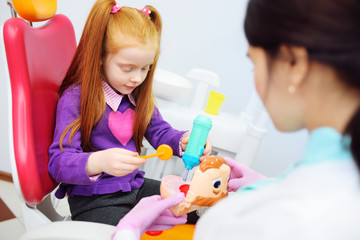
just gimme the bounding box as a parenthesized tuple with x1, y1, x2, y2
(182, 115, 212, 181)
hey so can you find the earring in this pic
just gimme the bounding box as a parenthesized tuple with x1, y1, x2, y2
(288, 86, 296, 94)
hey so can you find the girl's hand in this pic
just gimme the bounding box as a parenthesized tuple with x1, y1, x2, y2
(86, 148, 146, 177)
(180, 132, 212, 162)
(200, 138, 212, 161)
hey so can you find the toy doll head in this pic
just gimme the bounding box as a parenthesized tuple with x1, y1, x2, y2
(160, 156, 231, 216)
(187, 156, 230, 207)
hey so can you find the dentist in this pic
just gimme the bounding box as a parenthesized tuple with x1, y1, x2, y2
(114, 0, 360, 239)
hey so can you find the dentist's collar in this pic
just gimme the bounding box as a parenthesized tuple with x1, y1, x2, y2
(301, 127, 352, 166)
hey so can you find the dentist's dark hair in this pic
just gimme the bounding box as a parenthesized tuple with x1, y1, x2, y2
(244, 0, 360, 169)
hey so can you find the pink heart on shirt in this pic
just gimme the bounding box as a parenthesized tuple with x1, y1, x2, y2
(108, 109, 135, 146)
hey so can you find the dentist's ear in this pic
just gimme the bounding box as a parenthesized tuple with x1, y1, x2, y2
(279, 44, 309, 89)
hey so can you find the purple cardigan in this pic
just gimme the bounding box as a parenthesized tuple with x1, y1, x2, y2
(48, 85, 186, 198)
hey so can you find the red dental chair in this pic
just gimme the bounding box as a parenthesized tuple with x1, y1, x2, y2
(3, 0, 114, 238)
(3, 0, 194, 239)
(3, 0, 75, 226)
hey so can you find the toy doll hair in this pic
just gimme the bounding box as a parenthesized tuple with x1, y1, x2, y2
(244, 0, 360, 170)
(199, 156, 227, 173)
(59, 0, 162, 153)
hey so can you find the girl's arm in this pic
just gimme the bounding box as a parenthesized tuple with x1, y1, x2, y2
(48, 87, 96, 185)
(145, 107, 212, 160)
(144, 107, 187, 157)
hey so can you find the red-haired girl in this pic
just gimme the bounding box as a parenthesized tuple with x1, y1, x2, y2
(48, 0, 211, 226)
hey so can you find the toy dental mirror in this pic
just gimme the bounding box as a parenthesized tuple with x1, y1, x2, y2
(140, 144, 173, 161)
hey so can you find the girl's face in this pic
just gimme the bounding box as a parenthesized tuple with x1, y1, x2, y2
(102, 47, 156, 95)
(247, 45, 305, 132)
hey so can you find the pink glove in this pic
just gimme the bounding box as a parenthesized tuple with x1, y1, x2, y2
(225, 157, 267, 192)
(112, 193, 187, 240)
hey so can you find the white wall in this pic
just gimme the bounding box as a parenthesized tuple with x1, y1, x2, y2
(0, 0, 308, 177)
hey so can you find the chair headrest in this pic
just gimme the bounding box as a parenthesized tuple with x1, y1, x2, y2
(12, 0, 57, 22)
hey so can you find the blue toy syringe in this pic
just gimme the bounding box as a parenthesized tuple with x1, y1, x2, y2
(182, 115, 212, 181)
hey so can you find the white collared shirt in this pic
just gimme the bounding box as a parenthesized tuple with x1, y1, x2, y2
(101, 80, 136, 111)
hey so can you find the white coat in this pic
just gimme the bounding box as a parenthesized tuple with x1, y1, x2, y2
(194, 127, 360, 240)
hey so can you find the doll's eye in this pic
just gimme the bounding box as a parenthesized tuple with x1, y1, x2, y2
(213, 179, 221, 188)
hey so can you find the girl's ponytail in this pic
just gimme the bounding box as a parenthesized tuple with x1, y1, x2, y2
(346, 106, 360, 170)
(60, 0, 114, 151)
(132, 5, 163, 153)
(146, 5, 162, 41)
